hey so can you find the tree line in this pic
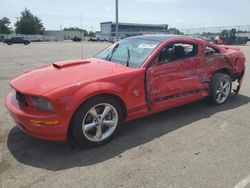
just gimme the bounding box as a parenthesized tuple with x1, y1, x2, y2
(0, 8, 94, 36)
(1, 8, 183, 36)
(0, 8, 44, 34)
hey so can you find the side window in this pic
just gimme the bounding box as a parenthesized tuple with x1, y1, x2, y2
(205, 46, 219, 56)
(158, 42, 198, 65)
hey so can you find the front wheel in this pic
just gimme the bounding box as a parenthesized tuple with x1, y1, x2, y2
(208, 73, 232, 106)
(70, 96, 124, 147)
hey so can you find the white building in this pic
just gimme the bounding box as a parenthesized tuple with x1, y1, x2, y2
(100, 21, 168, 40)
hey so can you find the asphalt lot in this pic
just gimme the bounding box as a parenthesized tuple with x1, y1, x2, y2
(0, 41, 249, 188)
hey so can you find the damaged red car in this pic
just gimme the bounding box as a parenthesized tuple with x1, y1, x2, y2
(5, 35, 245, 146)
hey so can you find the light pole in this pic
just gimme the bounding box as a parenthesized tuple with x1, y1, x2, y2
(115, 0, 119, 42)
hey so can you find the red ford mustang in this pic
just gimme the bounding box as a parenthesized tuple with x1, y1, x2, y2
(5, 35, 245, 146)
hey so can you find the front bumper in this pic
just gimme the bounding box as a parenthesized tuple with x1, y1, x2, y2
(5, 92, 68, 141)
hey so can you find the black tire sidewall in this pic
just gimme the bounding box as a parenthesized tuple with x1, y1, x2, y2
(70, 96, 124, 147)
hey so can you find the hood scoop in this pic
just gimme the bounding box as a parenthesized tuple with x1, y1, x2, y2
(53, 59, 91, 68)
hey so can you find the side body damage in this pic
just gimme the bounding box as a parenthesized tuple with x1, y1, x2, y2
(5, 35, 245, 141)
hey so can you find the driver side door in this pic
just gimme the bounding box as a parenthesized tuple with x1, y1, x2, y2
(146, 40, 208, 110)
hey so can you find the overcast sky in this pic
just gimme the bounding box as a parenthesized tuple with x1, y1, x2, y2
(1, 0, 249, 31)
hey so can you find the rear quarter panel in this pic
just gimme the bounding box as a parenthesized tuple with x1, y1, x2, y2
(221, 46, 245, 74)
(205, 42, 245, 76)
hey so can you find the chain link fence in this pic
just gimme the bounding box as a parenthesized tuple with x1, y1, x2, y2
(179, 25, 250, 40)
(1, 34, 57, 41)
(1, 31, 85, 42)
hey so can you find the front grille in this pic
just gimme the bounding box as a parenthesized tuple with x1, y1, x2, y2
(16, 91, 28, 107)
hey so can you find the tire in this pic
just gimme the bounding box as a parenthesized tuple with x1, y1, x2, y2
(69, 96, 124, 147)
(24, 42, 29, 45)
(208, 73, 232, 106)
(7, 42, 12, 45)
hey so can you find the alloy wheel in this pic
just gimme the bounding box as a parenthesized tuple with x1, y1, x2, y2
(82, 103, 118, 142)
(216, 79, 231, 104)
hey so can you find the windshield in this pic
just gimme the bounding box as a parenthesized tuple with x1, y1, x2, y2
(94, 38, 161, 68)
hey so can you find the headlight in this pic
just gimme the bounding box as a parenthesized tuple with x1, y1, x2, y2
(30, 96, 54, 112)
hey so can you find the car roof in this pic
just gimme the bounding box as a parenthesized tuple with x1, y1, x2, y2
(127, 34, 204, 43)
(127, 34, 187, 42)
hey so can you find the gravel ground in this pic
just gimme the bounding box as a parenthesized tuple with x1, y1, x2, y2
(0, 41, 249, 188)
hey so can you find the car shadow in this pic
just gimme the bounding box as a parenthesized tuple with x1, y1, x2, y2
(7, 94, 250, 171)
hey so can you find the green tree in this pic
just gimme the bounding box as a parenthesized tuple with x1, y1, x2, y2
(64, 27, 88, 36)
(168, 28, 184, 35)
(88, 31, 95, 37)
(15, 8, 45, 34)
(0, 17, 11, 34)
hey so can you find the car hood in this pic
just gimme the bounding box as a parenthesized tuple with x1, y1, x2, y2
(10, 58, 134, 95)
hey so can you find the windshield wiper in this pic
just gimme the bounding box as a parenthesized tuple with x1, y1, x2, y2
(126, 47, 130, 67)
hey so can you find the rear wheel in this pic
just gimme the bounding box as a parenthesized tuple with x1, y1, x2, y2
(70, 96, 124, 147)
(7, 42, 12, 45)
(208, 73, 232, 106)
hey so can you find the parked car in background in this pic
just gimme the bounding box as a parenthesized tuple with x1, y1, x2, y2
(3, 37, 31, 45)
(89, 36, 98, 42)
(5, 35, 245, 147)
(72, 36, 81, 42)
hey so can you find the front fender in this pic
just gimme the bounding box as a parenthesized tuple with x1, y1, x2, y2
(66, 81, 126, 114)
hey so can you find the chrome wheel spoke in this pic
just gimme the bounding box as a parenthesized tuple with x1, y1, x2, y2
(101, 105, 111, 119)
(223, 82, 229, 90)
(83, 122, 97, 131)
(95, 125, 102, 139)
(218, 93, 222, 100)
(103, 120, 116, 128)
(220, 81, 224, 87)
(221, 91, 228, 97)
(89, 108, 98, 119)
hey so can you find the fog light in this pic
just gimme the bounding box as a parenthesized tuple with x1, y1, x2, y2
(30, 119, 59, 125)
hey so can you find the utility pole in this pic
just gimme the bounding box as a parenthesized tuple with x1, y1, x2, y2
(115, 0, 119, 42)
(81, 15, 84, 59)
